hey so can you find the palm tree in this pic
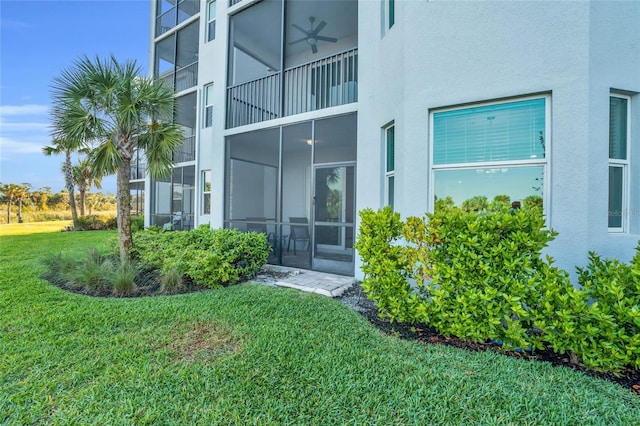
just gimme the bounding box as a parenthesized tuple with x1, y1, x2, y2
(15, 183, 31, 222)
(73, 157, 103, 216)
(50, 55, 184, 261)
(0, 183, 21, 224)
(43, 138, 82, 228)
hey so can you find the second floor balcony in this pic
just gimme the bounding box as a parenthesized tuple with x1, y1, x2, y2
(226, 48, 358, 128)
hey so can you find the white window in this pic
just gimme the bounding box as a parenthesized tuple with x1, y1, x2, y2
(206, 0, 216, 42)
(203, 83, 214, 128)
(384, 123, 395, 209)
(202, 170, 212, 215)
(609, 94, 630, 232)
(431, 96, 549, 214)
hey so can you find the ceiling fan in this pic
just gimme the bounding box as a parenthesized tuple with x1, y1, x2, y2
(289, 16, 337, 54)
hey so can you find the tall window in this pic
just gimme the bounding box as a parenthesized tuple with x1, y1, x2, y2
(389, 0, 395, 29)
(431, 96, 548, 214)
(206, 0, 216, 42)
(609, 94, 630, 231)
(203, 83, 214, 127)
(202, 170, 212, 215)
(384, 123, 395, 209)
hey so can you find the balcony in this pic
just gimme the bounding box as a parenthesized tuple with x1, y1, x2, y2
(159, 61, 198, 93)
(173, 135, 196, 163)
(226, 48, 358, 129)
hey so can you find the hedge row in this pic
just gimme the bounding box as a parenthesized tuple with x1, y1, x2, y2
(355, 206, 640, 373)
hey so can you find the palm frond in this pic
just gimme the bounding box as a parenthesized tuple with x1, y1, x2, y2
(139, 121, 185, 180)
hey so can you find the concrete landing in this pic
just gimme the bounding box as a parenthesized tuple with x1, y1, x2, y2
(253, 265, 355, 297)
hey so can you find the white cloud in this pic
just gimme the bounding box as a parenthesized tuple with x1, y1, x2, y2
(0, 136, 48, 155)
(0, 104, 49, 116)
(0, 122, 50, 131)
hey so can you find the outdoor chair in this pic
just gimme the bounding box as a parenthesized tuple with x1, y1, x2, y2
(287, 217, 310, 255)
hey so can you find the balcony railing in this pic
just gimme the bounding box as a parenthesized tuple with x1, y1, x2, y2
(226, 74, 280, 129)
(226, 48, 358, 128)
(173, 135, 196, 163)
(158, 61, 198, 93)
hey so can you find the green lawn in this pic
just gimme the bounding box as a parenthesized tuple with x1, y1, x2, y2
(1, 230, 638, 424)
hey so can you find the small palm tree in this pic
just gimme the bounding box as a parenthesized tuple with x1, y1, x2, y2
(43, 138, 82, 228)
(14, 183, 31, 222)
(0, 183, 20, 224)
(73, 157, 103, 216)
(50, 55, 184, 261)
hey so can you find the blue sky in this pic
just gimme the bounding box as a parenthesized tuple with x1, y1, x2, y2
(1, 0, 151, 193)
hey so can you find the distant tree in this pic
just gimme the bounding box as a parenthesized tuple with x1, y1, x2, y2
(491, 194, 511, 211)
(50, 55, 183, 261)
(434, 195, 456, 212)
(43, 138, 82, 229)
(0, 183, 21, 223)
(73, 157, 103, 216)
(461, 195, 489, 213)
(14, 183, 31, 222)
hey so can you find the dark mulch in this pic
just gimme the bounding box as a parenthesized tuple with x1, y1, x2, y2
(337, 283, 640, 397)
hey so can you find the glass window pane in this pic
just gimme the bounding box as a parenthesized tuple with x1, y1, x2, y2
(386, 126, 395, 172)
(387, 175, 394, 209)
(609, 96, 628, 160)
(609, 166, 624, 228)
(434, 166, 544, 212)
(208, 21, 216, 42)
(434, 98, 546, 165)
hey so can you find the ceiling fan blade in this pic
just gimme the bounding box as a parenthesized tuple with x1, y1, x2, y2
(315, 35, 337, 43)
(288, 37, 307, 45)
(292, 24, 309, 35)
(311, 43, 318, 54)
(311, 21, 327, 36)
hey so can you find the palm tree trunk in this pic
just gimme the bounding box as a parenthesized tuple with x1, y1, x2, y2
(116, 157, 133, 261)
(79, 189, 86, 216)
(6, 196, 12, 224)
(18, 199, 23, 222)
(64, 152, 79, 229)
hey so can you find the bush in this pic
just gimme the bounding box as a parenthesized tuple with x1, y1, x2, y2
(569, 246, 640, 372)
(133, 226, 271, 288)
(356, 206, 640, 373)
(75, 214, 117, 231)
(131, 215, 145, 232)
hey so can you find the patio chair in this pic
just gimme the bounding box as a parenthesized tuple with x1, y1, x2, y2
(287, 217, 310, 255)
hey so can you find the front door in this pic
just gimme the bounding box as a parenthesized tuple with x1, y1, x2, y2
(312, 164, 356, 275)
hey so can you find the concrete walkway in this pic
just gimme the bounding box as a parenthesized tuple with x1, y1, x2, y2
(252, 264, 355, 297)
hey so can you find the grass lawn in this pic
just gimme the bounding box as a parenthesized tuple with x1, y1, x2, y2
(1, 228, 638, 424)
(0, 220, 71, 236)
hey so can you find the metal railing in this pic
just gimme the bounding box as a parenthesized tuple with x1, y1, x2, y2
(284, 48, 358, 116)
(226, 48, 358, 128)
(173, 135, 196, 163)
(226, 73, 281, 128)
(157, 61, 198, 93)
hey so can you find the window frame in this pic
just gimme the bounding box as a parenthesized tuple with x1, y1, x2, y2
(429, 94, 551, 217)
(203, 83, 214, 128)
(206, 0, 216, 42)
(202, 169, 212, 215)
(384, 122, 395, 209)
(608, 93, 631, 233)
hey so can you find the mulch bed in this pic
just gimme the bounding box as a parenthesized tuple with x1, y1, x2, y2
(337, 284, 640, 396)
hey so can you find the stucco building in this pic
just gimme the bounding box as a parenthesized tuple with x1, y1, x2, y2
(135, 0, 640, 278)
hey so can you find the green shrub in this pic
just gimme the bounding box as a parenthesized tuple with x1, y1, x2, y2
(133, 226, 271, 288)
(422, 207, 577, 350)
(569, 246, 640, 372)
(131, 215, 145, 232)
(75, 214, 117, 231)
(354, 207, 425, 323)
